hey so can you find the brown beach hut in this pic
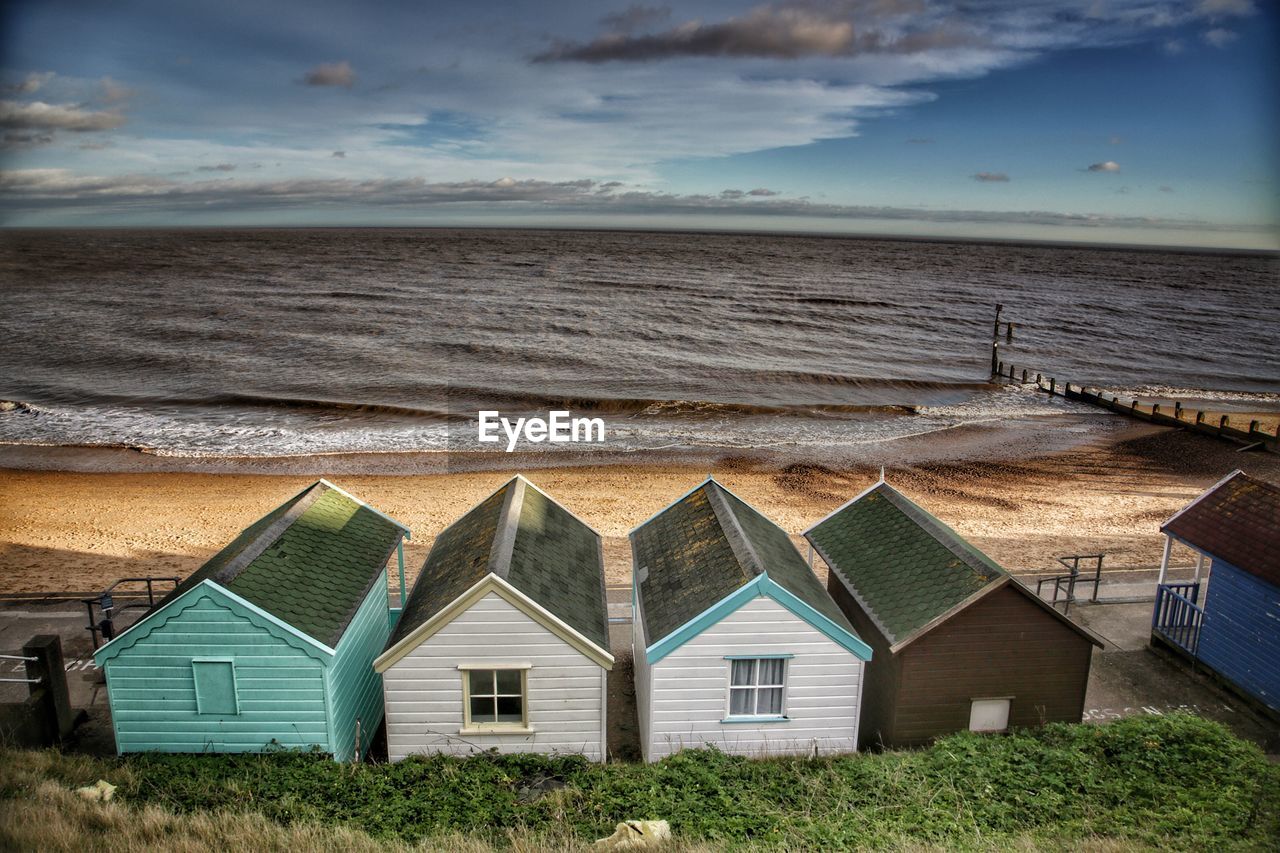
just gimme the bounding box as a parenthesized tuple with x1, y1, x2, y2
(803, 479, 1102, 749)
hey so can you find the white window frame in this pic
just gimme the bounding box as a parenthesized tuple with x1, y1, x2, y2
(723, 656, 789, 721)
(457, 663, 533, 734)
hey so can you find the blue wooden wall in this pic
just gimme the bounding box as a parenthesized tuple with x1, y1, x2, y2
(326, 573, 392, 761)
(1198, 560, 1280, 713)
(99, 585, 332, 754)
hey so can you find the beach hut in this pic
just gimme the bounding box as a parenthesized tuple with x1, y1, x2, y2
(94, 480, 410, 760)
(1152, 470, 1280, 716)
(374, 475, 613, 761)
(630, 478, 872, 762)
(804, 479, 1102, 749)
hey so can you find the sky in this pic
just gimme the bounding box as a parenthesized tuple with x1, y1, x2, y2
(1, 0, 1277, 248)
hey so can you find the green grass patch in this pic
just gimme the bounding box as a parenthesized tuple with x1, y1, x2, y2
(3, 714, 1276, 850)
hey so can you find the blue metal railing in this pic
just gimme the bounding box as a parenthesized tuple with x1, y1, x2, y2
(1153, 582, 1203, 656)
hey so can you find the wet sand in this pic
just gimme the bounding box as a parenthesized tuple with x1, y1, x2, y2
(1, 424, 1278, 595)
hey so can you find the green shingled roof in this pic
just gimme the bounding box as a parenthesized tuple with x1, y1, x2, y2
(632, 479, 856, 645)
(804, 482, 1006, 648)
(156, 481, 407, 649)
(388, 476, 609, 652)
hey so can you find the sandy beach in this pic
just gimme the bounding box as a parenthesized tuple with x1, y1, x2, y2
(2, 423, 1278, 596)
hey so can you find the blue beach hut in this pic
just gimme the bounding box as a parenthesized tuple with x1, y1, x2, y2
(93, 480, 410, 759)
(1151, 470, 1280, 716)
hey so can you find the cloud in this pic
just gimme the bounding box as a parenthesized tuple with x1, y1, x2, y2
(532, 2, 974, 63)
(332, 150, 346, 158)
(1163, 38, 1185, 55)
(906, 137, 934, 144)
(1, 131, 55, 149)
(1086, 161, 1121, 172)
(1198, 0, 1254, 16)
(302, 61, 355, 88)
(196, 163, 237, 172)
(748, 187, 779, 196)
(1202, 28, 1238, 48)
(1159, 185, 1175, 193)
(0, 100, 125, 132)
(1, 169, 1248, 235)
(100, 77, 134, 104)
(3, 71, 55, 95)
(972, 171, 1009, 182)
(720, 189, 745, 199)
(600, 4, 671, 33)
(1108, 135, 1123, 145)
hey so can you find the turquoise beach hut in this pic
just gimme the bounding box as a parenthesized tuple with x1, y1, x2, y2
(93, 480, 409, 760)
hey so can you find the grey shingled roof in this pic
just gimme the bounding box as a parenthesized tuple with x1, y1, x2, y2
(804, 482, 1006, 648)
(152, 481, 406, 648)
(388, 476, 609, 651)
(632, 479, 856, 645)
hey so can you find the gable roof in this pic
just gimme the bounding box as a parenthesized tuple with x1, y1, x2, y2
(631, 479, 858, 648)
(805, 481, 1101, 652)
(385, 475, 610, 655)
(139, 480, 407, 649)
(1162, 470, 1280, 588)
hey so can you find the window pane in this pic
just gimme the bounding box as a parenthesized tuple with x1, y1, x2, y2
(758, 659, 786, 686)
(729, 687, 754, 715)
(495, 669, 522, 695)
(192, 661, 237, 715)
(730, 659, 755, 686)
(469, 669, 494, 696)
(758, 688, 784, 716)
(495, 695, 523, 723)
(469, 696, 495, 723)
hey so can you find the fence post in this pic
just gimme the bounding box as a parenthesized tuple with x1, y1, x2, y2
(1195, 411, 1204, 424)
(1049, 378, 1056, 394)
(1220, 415, 1230, 430)
(23, 635, 73, 740)
(1021, 368, 1028, 383)
(1174, 401, 1182, 419)
(1249, 419, 1260, 434)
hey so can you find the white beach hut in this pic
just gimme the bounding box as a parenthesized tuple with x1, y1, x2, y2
(630, 478, 872, 762)
(373, 475, 614, 761)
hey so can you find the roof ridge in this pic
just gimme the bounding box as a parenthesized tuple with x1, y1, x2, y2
(213, 483, 324, 586)
(486, 476, 525, 579)
(705, 480, 764, 581)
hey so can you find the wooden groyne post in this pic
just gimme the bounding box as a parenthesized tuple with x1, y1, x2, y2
(984, 305, 1278, 454)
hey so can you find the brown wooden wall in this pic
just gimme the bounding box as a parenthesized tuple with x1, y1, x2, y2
(892, 584, 1094, 747)
(825, 571, 1095, 749)
(826, 571, 902, 749)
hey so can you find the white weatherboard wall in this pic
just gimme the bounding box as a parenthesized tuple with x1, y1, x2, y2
(382, 591, 606, 761)
(642, 596, 862, 761)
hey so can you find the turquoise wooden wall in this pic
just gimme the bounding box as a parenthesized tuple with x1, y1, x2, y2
(100, 585, 331, 754)
(326, 573, 392, 761)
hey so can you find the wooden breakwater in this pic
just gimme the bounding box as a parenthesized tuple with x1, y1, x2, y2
(992, 359, 1280, 454)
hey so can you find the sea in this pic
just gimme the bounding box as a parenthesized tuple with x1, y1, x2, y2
(1, 228, 1277, 473)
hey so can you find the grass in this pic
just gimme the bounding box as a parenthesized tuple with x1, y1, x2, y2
(1, 714, 1276, 851)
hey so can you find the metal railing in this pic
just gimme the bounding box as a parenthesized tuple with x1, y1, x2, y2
(1036, 554, 1104, 613)
(1152, 582, 1203, 656)
(83, 576, 179, 648)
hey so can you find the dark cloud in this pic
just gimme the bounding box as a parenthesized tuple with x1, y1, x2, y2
(972, 172, 1009, 182)
(720, 189, 745, 199)
(302, 61, 355, 88)
(600, 4, 671, 33)
(532, 2, 967, 63)
(748, 187, 779, 196)
(332, 150, 346, 158)
(3, 72, 55, 95)
(1159, 185, 1175, 193)
(1086, 161, 1120, 172)
(1, 131, 55, 149)
(0, 169, 1245, 234)
(196, 163, 237, 172)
